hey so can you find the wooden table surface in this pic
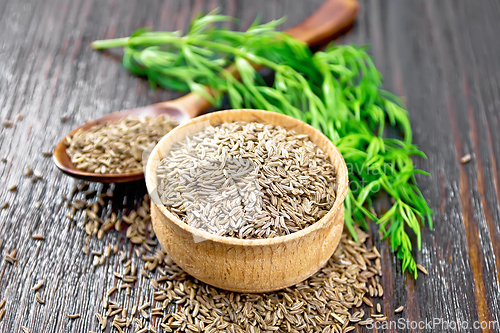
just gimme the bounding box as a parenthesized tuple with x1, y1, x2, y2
(1, 0, 500, 332)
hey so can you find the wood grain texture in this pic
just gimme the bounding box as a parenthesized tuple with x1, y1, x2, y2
(1, 0, 500, 332)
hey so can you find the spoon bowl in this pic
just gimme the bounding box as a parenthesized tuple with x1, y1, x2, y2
(53, 94, 204, 183)
(53, 0, 359, 183)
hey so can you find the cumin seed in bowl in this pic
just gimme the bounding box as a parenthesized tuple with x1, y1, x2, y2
(156, 121, 337, 239)
(146, 109, 349, 292)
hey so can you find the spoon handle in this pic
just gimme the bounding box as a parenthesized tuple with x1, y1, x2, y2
(163, 0, 359, 119)
(285, 0, 359, 45)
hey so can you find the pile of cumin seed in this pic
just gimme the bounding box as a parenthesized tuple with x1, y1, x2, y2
(65, 181, 384, 333)
(65, 115, 177, 174)
(156, 121, 337, 239)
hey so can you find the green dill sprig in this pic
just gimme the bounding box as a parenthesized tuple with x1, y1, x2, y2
(92, 11, 433, 278)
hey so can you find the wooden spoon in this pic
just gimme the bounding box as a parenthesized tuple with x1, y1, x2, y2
(53, 0, 359, 183)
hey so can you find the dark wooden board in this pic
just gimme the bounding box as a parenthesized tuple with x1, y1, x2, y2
(1, 0, 500, 332)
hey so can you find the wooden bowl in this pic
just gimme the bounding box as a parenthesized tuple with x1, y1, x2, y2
(145, 109, 349, 292)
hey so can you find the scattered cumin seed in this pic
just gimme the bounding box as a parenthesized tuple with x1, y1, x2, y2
(8, 184, 17, 192)
(25, 167, 32, 177)
(15, 114, 24, 121)
(112, 322, 124, 333)
(138, 302, 150, 311)
(123, 275, 136, 283)
(331, 313, 344, 325)
(21, 326, 29, 333)
(35, 292, 44, 304)
(0, 308, 5, 321)
(377, 283, 384, 297)
(3, 121, 13, 128)
(0, 300, 5, 310)
(417, 264, 428, 275)
(31, 280, 43, 291)
(1, 203, 7, 209)
(68, 180, 381, 333)
(363, 296, 373, 307)
(104, 245, 111, 257)
(395, 305, 404, 313)
(108, 308, 121, 317)
(42, 152, 53, 157)
(61, 114, 70, 122)
(107, 286, 117, 296)
(31, 234, 44, 240)
(460, 154, 472, 164)
(35, 201, 41, 208)
(67, 313, 80, 319)
(95, 313, 106, 329)
(4, 249, 17, 264)
(4, 257, 14, 264)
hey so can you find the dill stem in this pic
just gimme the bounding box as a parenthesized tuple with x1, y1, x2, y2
(91, 38, 130, 49)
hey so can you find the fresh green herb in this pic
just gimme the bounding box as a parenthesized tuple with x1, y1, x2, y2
(92, 11, 433, 278)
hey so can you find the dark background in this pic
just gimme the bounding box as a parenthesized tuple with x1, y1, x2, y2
(1, 0, 500, 332)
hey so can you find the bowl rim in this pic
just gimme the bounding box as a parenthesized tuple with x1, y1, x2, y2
(145, 109, 348, 246)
